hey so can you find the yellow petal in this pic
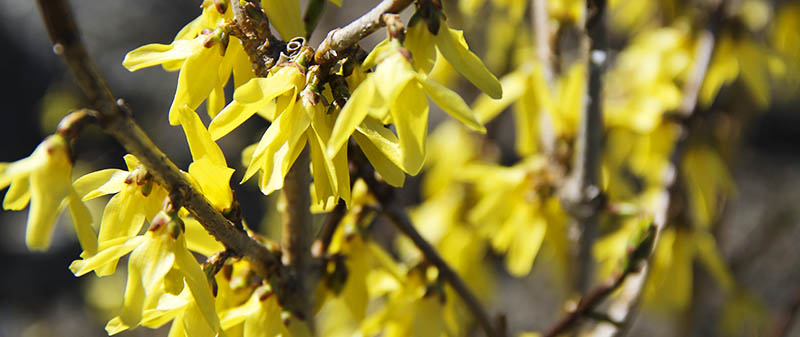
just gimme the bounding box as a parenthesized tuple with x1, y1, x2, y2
(188, 156, 235, 211)
(3, 177, 30, 210)
(308, 133, 337, 210)
(362, 39, 392, 70)
(435, 23, 503, 99)
(243, 101, 311, 195)
(418, 76, 485, 132)
(693, 230, 735, 292)
(260, 0, 305, 39)
(233, 66, 302, 104)
(405, 21, 437, 73)
(229, 37, 254, 88)
(183, 217, 224, 256)
(98, 189, 147, 244)
(123, 39, 201, 72)
(506, 213, 547, 277)
(168, 44, 224, 125)
(26, 136, 73, 251)
(176, 105, 227, 165)
(68, 191, 98, 255)
(207, 85, 227, 119)
(182, 302, 218, 337)
(473, 69, 530, 123)
(122, 232, 176, 327)
(372, 52, 416, 103)
(175, 242, 222, 334)
(355, 117, 404, 173)
(69, 236, 144, 277)
(514, 83, 540, 156)
(328, 77, 375, 158)
(0, 154, 46, 189)
(353, 131, 405, 187)
(243, 292, 286, 337)
(73, 168, 128, 200)
(389, 82, 429, 175)
(209, 67, 301, 140)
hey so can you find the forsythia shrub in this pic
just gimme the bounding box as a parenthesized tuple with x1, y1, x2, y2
(2, 0, 796, 336)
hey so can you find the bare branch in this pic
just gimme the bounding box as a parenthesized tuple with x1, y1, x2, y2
(312, 200, 347, 258)
(231, 0, 285, 77)
(543, 226, 655, 337)
(560, 0, 607, 294)
(314, 0, 414, 65)
(280, 149, 314, 323)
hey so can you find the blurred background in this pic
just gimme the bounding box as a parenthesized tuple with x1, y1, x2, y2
(0, 0, 798, 336)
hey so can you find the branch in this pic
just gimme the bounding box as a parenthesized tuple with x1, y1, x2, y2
(280, 149, 314, 323)
(543, 226, 655, 337)
(530, 0, 557, 156)
(35, 0, 304, 313)
(587, 5, 724, 337)
(353, 151, 500, 337)
(314, 0, 414, 65)
(231, 0, 285, 77)
(561, 0, 607, 293)
(312, 200, 347, 258)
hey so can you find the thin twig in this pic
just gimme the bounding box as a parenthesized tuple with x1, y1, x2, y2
(543, 226, 655, 337)
(35, 0, 307, 314)
(530, 0, 557, 156)
(561, 0, 607, 294)
(312, 200, 347, 258)
(314, 0, 414, 65)
(353, 151, 500, 337)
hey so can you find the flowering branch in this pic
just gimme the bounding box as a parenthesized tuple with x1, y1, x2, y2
(543, 226, 655, 337)
(314, 0, 414, 65)
(587, 4, 724, 336)
(35, 0, 309, 315)
(352, 150, 501, 337)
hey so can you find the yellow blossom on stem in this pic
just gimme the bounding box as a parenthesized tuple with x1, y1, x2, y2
(328, 39, 486, 181)
(0, 134, 97, 253)
(70, 211, 224, 336)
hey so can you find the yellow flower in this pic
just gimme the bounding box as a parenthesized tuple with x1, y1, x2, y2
(70, 212, 223, 335)
(645, 226, 735, 310)
(74, 154, 168, 275)
(122, 4, 252, 123)
(208, 65, 306, 140)
(473, 61, 584, 155)
(361, 267, 450, 337)
(219, 285, 288, 337)
(175, 105, 235, 212)
(216, 63, 350, 210)
(328, 40, 486, 183)
(0, 134, 96, 253)
(405, 18, 503, 99)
